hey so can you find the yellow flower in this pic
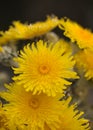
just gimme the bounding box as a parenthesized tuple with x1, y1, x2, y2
(0, 16, 60, 45)
(1, 83, 90, 130)
(13, 40, 78, 96)
(1, 82, 64, 130)
(75, 49, 93, 80)
(60, 18, 93, 49)
(57, 101, 90, 130)
(45, 98, 90, 130)
(0, 46, 3, 52)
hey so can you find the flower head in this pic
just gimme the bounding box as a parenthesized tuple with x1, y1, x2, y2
(0, 16, 60, 45)
(1, 82, 64, 130)
(45, 98, 90, 130)
(60, 18, 93, 49)
(57, 100, 90, 130)
(13, 40, 78, 96)
(1, 82, 90, 130)
(75, 49, 93, 80)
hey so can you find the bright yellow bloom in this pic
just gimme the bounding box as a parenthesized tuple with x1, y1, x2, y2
(57, 103, 90, 130)
(1, 83, 90, 130)
(13, 40, 78, 96)
(75, 49, 93, 80)
(0, 16, 60, 45)
(45, 98, 90, 130)
(60, 18, 93, 49)
(1, 82, 64, 130)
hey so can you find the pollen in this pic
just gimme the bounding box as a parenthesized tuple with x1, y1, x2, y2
(29, 98, 39, 109)
(39, 65, 50, 74)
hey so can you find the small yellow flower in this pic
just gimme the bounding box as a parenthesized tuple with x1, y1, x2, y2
(57, 101, 90, 130)
(45, 99, 90, 130)
(45, 98, 90, 130)
(0, 16, 60, 45)
(60, 18, 93, 49)
(13, 40, 78, 96)
(1, 82, 64, 130)
(75, 49, 93, 80)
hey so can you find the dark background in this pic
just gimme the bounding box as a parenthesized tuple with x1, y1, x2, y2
(0, 0, 93, 30)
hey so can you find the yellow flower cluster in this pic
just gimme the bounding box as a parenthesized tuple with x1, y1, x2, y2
(0, 16, 90, 130)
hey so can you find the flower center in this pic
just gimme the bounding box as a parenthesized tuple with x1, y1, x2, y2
(29, 98, 39, 109)
(39, 65, 49, 74)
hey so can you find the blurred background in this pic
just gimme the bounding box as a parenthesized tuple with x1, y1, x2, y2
(0, 0, 93, 30)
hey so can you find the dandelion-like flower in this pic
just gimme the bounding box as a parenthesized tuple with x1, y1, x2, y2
(0, 16, 60, 45)
(45, 98, 90, 130)
(1, 83, 90, 130)
(13, 40, 78, 96)
(75, 49, 93, 80)
(60, 18, 93, 49)
(57, 99, 90, 130)
(1, 82, 65, 130)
